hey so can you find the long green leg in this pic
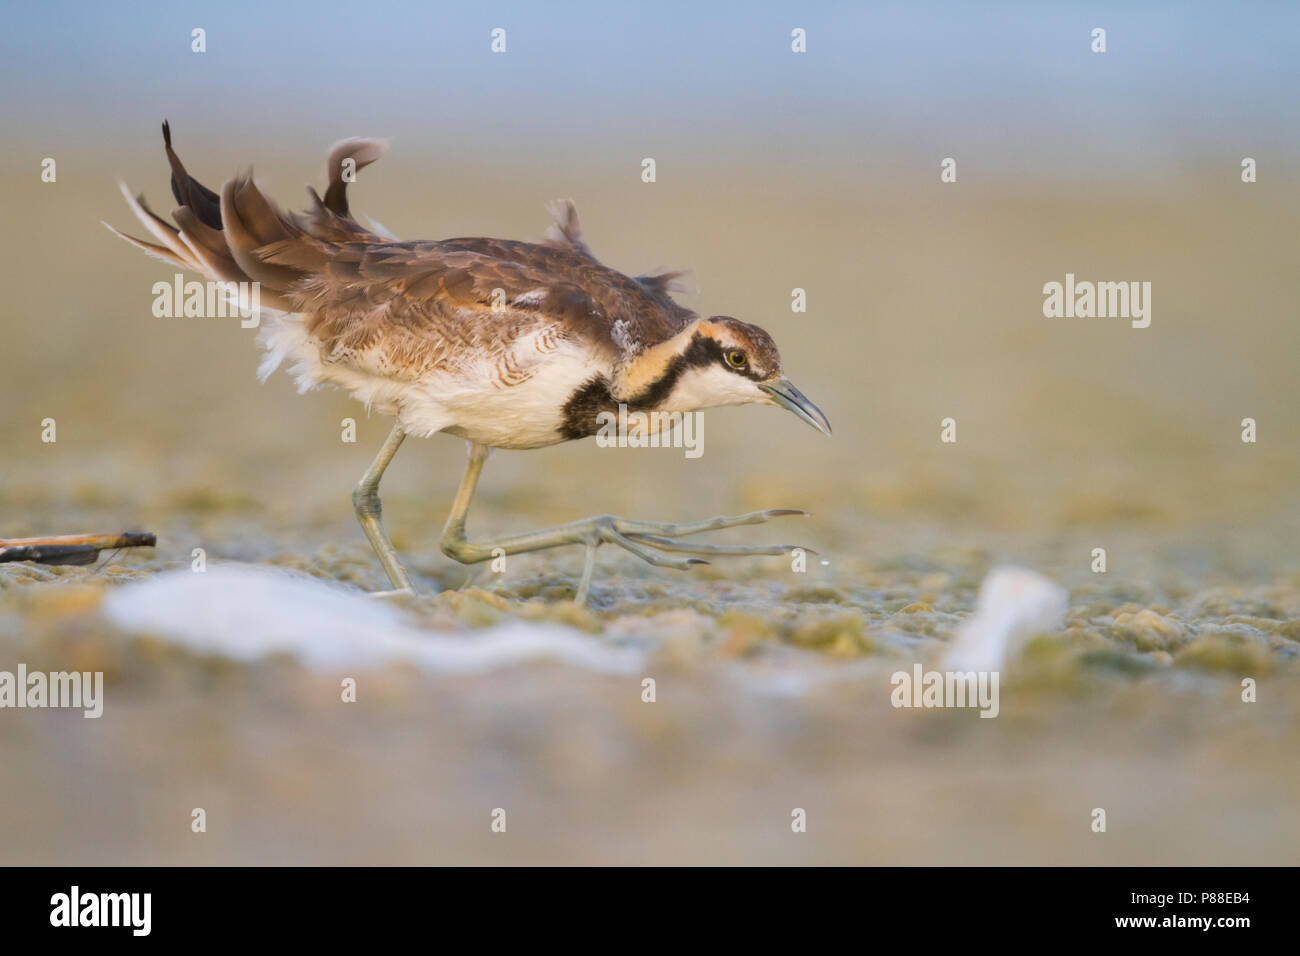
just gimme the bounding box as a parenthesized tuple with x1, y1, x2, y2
(439, 441, 809, 604)
(353, 424, 414, 593)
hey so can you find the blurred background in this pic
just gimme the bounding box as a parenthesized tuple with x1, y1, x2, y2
(1, 0, 1297, 864)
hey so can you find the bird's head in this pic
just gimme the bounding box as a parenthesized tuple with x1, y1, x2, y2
(638, 316, 831, 435)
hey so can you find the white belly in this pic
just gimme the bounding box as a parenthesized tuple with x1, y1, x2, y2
(257, 314, 603, 449)
(402, 340, 603, 448)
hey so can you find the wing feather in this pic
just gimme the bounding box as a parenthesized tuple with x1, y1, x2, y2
(108, 124, 699, 381)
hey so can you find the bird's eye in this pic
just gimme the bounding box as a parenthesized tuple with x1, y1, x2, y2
(725, 349, 748, 369)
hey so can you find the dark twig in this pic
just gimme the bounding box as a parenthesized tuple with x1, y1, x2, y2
(0, 533, 157, 566)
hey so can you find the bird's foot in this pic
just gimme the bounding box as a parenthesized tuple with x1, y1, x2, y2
(571, 508, 813, 604)
(367, 586, 416, 600)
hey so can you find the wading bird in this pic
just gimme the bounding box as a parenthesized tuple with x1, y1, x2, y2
(108, 124, 831, 603)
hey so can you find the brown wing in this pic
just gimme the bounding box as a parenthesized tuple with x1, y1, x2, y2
(108, 125, 698, 377)
(259, 236, 621, 379)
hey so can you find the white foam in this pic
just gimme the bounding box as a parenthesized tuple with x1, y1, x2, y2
(101, 565, 643, 675)
(943, 566, 1067, 671)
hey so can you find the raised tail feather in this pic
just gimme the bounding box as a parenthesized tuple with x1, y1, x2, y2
(105, 121, 392, 314)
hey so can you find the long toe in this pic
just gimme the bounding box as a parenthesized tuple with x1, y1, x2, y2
(612, 508, 808, 539)
(368, 587, 417, 599)
(624, 534, 811, 557)
(606, 529, 711, 570)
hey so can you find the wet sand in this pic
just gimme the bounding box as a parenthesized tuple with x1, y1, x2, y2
(1, 158, 1297, 864)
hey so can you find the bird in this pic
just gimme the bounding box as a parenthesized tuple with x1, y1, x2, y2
(107, 123, 831, 604)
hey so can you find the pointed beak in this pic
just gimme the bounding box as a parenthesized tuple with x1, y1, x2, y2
(760, 378, 832, 436)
